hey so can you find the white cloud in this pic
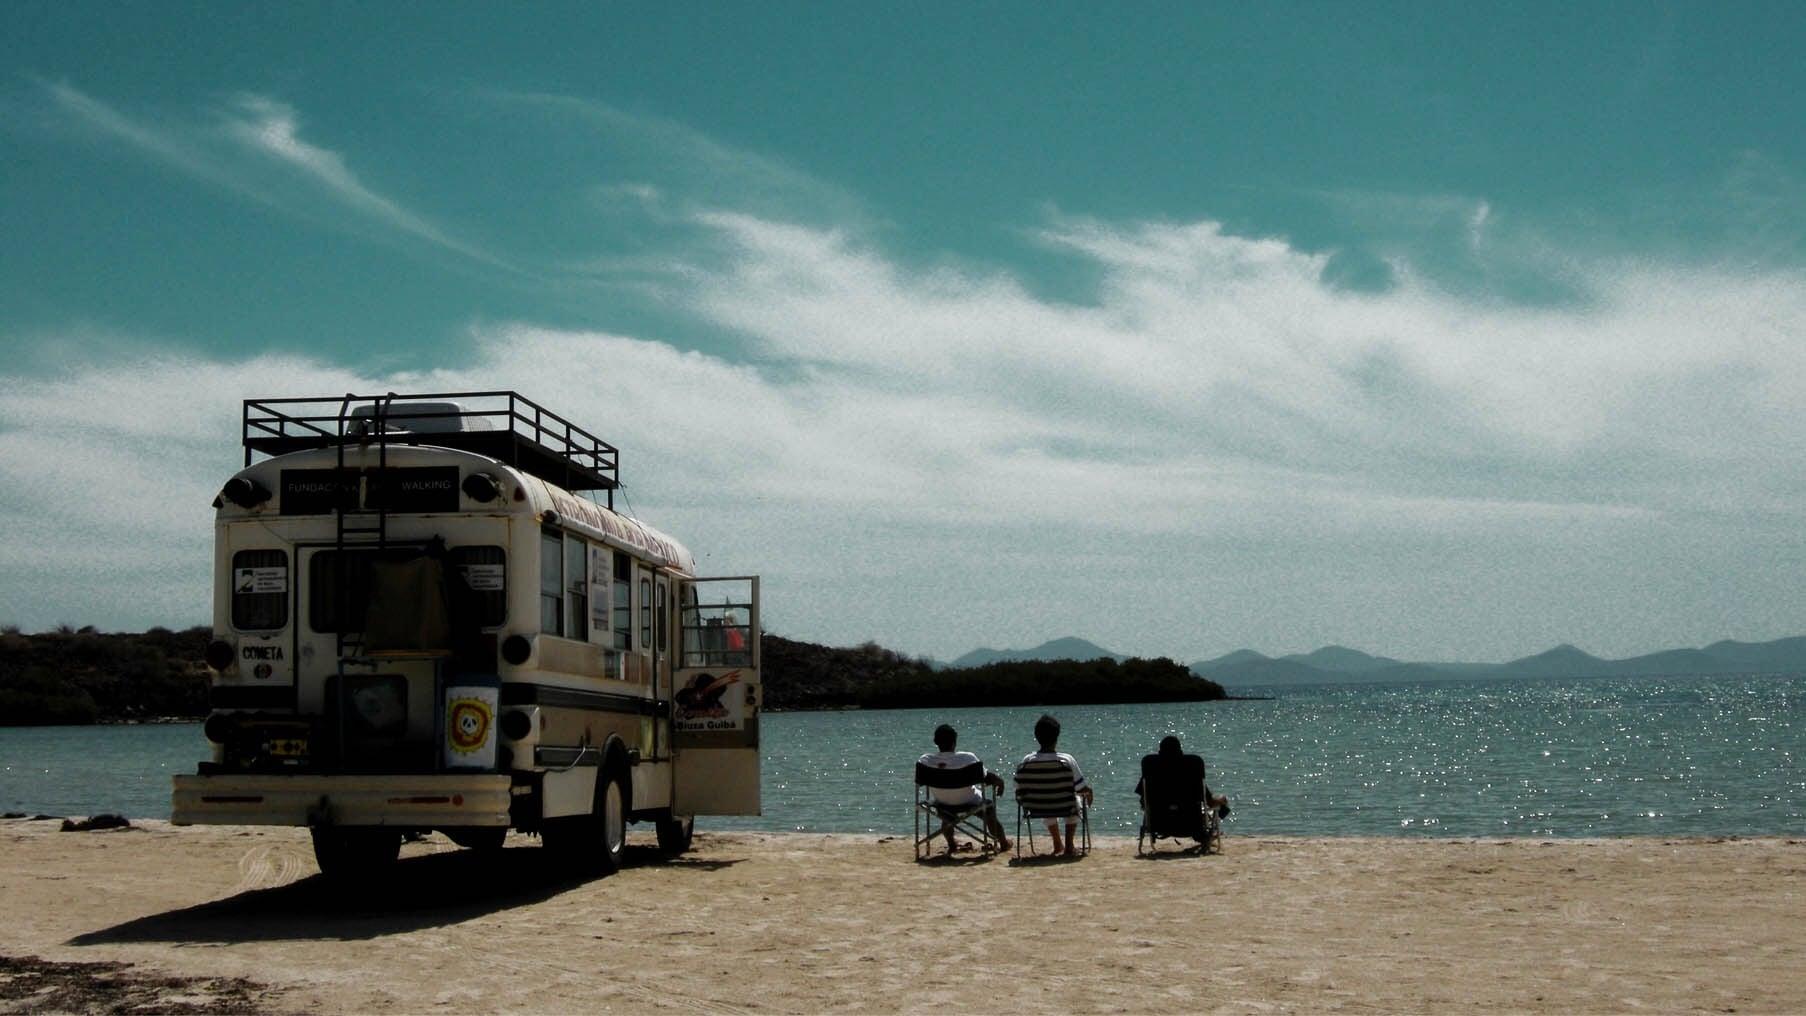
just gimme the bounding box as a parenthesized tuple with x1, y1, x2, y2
(2, 210, 1803, 660)
(485, 91, 873, 232)
(34, 82, 510, 270)
(1468, 200, 1491, 250)
(219, 95, 513, 269)
(39, 80, 267, 203)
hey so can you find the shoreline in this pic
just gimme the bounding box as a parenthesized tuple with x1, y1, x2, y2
(7, 812, 1800, 844)
(2, 819, 1801, 1013)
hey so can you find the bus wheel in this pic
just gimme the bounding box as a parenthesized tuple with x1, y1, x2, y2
(656, 814, 694, 856)
(597, 766, 628, 874)
(311, 827, 401, 881)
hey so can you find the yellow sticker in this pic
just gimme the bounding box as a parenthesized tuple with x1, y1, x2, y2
(447, 698, 494, 753)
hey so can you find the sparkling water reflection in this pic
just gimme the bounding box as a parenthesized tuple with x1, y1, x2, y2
(1, 673, 1799, 838)
(725, 672, 1803, 837)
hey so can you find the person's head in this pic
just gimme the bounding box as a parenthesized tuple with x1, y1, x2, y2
(933, 723, 957, 751)
(1159, 734, 1182, 758)
(1034, 713, 1061, 752)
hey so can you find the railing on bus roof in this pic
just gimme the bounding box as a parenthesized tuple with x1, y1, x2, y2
(241, 391, 620, 494)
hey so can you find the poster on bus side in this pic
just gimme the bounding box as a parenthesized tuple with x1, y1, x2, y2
(673, 670, 748, 732)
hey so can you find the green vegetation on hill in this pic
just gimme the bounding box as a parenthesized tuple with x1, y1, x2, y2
(0, 626, 212, 725)
(760, 634, 1224, 709)
(759, 634, 938, 709)
(0, 627, 1224, 725)
(754, 635, 939, 707)
(856, 655, 1226, 710)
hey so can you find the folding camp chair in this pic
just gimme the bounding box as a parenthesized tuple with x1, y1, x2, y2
(1136, 752, 1222, 856)
(914, 761, 1001, 860)
(1013, 756, 1090, 858)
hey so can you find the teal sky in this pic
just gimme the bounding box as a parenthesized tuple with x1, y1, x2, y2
(4, 3, 1805, 662)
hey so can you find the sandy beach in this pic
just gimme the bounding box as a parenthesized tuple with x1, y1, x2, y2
(0, 818, 1801, 1014)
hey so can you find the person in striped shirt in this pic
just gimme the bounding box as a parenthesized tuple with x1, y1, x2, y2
(1017, 714, 1093, 856)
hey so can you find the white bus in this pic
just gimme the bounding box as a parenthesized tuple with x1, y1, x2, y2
(172, 392, 760, 879)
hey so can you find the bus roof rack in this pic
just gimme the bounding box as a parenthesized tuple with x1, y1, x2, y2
(242, 391, 619, 492)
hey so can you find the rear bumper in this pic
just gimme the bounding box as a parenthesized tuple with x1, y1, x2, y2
(171, 772, 512, 828)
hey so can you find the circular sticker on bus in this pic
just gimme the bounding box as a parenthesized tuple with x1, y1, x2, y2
(447, 698, 494, 753)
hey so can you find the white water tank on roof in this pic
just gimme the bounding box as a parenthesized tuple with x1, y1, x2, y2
(348, 401, 495, 434)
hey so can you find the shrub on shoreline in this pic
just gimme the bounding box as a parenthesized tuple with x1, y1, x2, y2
(0, 626, 1221, 724)
(0, 627, 210, 726)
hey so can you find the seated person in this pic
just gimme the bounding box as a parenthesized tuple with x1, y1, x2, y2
(1134, 735, 1229, 842)
(721, 611, 752, 665)
(917, 723, 1010, 853)
(1018, 713, 1094, 857)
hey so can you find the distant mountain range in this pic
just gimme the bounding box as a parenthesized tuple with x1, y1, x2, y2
(1191, 637, 1806, 688)
(942, 634, 1806, 689)
(947, 637, 1126, 670)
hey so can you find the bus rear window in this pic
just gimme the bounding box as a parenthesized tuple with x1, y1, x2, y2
(310, 551, 373, 634)
(311, 547, 506, 633)
(232, 549, 288, 630)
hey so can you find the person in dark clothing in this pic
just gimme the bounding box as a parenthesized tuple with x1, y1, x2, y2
(1134, 735, 1230, 825)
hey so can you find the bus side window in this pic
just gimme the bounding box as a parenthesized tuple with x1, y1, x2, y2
(232, 549, 288, 631)
(639, 575, 651, 652)
(612, 554, 632, 652)
(539, 529, 563, 636)
(564, 535, 588, 641)
(656, 582, 668, 654)
(587, 545, 611, 651)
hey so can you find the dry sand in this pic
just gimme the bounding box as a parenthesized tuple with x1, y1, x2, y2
(0, 817, 1801, 1014)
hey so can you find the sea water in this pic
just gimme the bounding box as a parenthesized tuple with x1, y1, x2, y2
(1, 673, 1799, 838)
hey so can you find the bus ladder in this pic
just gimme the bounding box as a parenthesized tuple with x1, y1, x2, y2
(330, 393, 395, 759)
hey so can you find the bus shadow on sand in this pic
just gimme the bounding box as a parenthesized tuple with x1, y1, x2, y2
(68, 843, 743, 946)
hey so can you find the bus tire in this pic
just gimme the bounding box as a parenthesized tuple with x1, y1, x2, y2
(656, 814, 694, 856)
(596, 764, 629, 875)
(311, 827, 401, 881)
